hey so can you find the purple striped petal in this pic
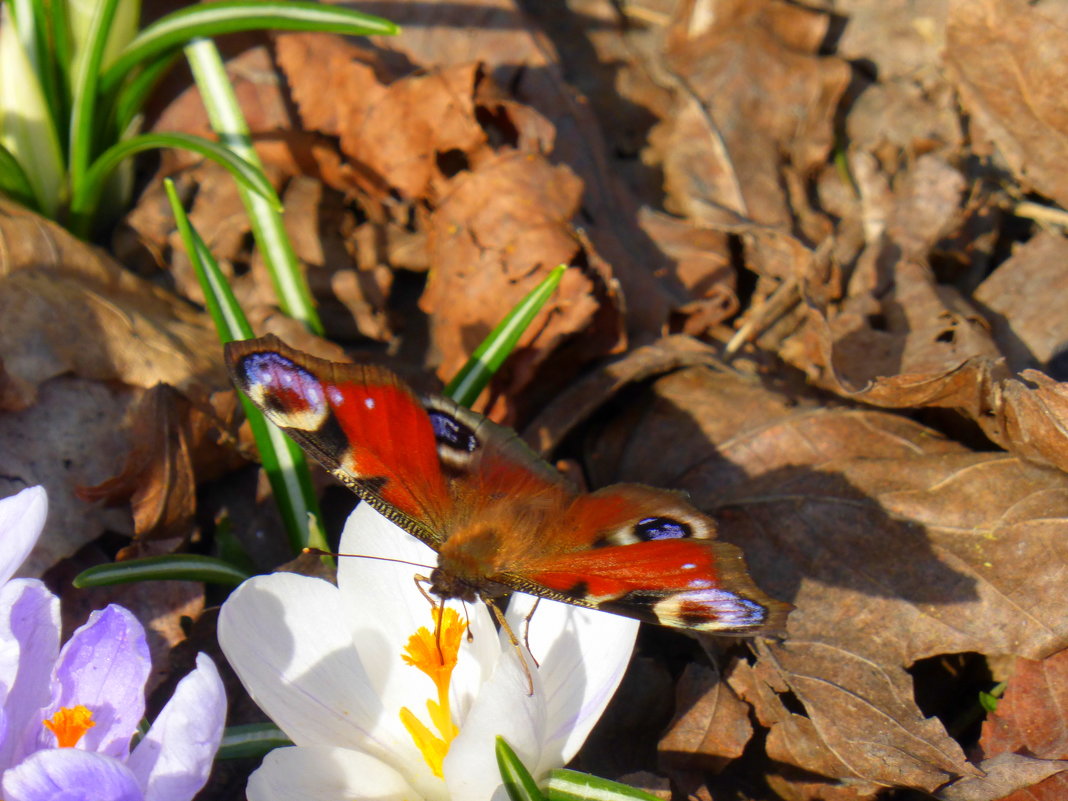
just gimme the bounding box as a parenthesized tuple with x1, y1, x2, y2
(127, 654, 226, 801)
(40, 605, 149, 759)
(3, 748, 142, 801)
(0, 580, 60, 770)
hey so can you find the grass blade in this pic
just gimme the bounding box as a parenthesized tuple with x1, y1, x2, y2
(217, 723, 292, 760)
(101, 0, 398, 98)
(73, 554, 251, 588)
(496, 737, 547, 801)
(185, 37, 323, 334)
(71, 131, 280, 237)
(66, 0, 120, 195)
(445, 264, 567, 406)
(546, 770, 663, 801)
(164, 178, 326, 555)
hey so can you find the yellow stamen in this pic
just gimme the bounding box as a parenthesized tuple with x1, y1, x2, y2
(399, 606, 467, 777)
(42, 705, 96, 748)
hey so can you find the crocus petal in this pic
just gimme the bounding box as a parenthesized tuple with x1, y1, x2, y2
(2, 748, 142, 801)
(218, 571, 439, 796)
(0, 486, 47, 585)
(247, 745, 420, 801)
(507, 594, 638, 768)
(127, 654, 225, 801)
(41, 605, 149, 759)
(335, 504, 499, 720)
(0, 579, 59, 770)
(443, 636, 546, 801)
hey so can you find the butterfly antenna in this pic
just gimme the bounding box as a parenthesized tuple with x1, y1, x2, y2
(486, 598, 535, 696)
(304, 548, 435, 572)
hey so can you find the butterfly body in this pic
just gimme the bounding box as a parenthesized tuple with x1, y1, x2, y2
(226, 336, 790, 635)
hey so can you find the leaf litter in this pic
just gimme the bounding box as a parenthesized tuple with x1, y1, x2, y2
(4, 0, 1068, 799)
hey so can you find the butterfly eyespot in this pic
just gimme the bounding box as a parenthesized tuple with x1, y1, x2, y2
(653, 589, 769, 631)
(240, 352, 328, 431)
(635, 517, 691, 540)
(427, 409, 480, 469)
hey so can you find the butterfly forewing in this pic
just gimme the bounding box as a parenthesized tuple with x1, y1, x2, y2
(225, 336, 451, 545)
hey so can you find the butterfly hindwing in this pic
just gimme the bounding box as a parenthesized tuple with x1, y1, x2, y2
(497, 484, 790, 634)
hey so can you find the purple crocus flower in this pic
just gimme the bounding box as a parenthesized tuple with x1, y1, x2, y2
(0, 486, 226, 801)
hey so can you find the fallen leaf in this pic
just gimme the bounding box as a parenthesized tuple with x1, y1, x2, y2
(659, 662, 753, 772)
(579, 348, 1068, 791)
(0, 378, 134, 578)
(0, 201, 227, 411)
(423, 151, 625, 417)
(79, 384, 244, 546)
(945, 0, 1068, 209)
(975, 649, 1068, 801)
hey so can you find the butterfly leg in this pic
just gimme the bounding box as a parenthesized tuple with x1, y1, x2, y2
(486, 598, 535, 696)
(522, 597, 541, 668)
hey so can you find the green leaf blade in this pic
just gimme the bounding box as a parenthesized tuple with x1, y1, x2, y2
(546, 770, 664, 801)
(72, 554, 251, 588)
(497, 737, 547, 801)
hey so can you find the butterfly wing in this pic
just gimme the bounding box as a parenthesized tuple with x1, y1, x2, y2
(225, 335, 451, 545)
(497, 484, 791, 634)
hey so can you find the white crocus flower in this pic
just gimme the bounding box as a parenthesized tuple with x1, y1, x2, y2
(219, 503, 639, 801)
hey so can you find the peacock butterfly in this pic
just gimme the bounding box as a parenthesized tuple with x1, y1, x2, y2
(225, 335, 790, 635)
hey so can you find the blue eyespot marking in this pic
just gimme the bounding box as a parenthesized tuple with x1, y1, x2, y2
(242, 352, 325, 415)
(635, 517, 691, 540)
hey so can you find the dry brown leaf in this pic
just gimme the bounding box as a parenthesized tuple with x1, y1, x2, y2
(579, 351, 1068, 791)
(0, 378, 134, 577)
(974, 649, 1068, 801)
(423, 151, 625, 418)
(659, 662, 753, 772)
(945, 0, 1068, 209)
(79, 385, 243, 546)
(0, 202, 227, 411)
(651, 0, 848, 234)
(937, 754, 1068, 801)
(365, 2, 678, 339)
(973, 232, 1068, 372)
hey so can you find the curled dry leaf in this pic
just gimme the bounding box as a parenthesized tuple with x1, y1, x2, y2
(945, 0, 1068, 209)
(0, 201, 227, 411)
(365, 3, 677, 338)
(658, 662, 752, 773)
(972, 649, 1068, 801)
(423, 150, 625, 415)
(79, 384, 244, 547)
(791, 257, 1068, 476)
(651, 0, 848, 236)
(573, 341, 1068, 792)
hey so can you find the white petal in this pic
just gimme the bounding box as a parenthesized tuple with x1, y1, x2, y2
(246, 745, 422, 801)
(0, 486, 47, 584)
(506, 594, 638, 768)
(443, 635, 546, 801)
(218, 573, 425, 773)
(128, 653, 226, 801)
(335, 504, 499, 718)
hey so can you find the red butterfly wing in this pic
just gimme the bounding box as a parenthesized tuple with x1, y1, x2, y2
(497, 484, 790, 634)
(225, 335, 450, 543)
(515, 538, 788, 633)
